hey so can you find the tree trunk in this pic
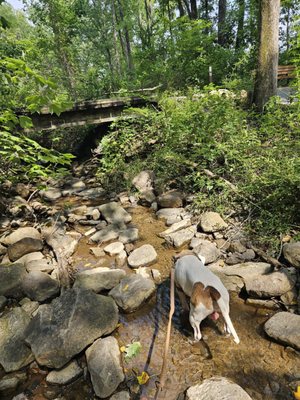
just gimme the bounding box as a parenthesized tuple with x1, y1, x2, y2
(190, 0, 197, 19)
(286, 6, 290, 51)
(235, 0, 245, 50)
(177, 0, 185, 17)
(253, 0, 280, 111)
(217, 0, 227, 46)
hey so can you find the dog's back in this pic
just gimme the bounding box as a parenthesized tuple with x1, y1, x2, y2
(175, 255, 229, 303)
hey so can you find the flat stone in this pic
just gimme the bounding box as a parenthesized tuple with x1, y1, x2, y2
(283, 242, 300, 268)
(199, 212, 228, 233)
(118, 228, 139, 244)
(109, 274, 155, 312)
(1, 227, 41, 246)
(21, 299, 40, 316)
(40, 188, 62, 202)
(8, 238, 43, 262)
(75, 187, 106, 199)
(264, 312, 300, 350)
(164, 225, 197, 248)
(223, 262, 272, 281)
(90, 248, 106, 257)
(193, 239, 221, 264)
(208, 262, 244, 293)
(25, 288, 119, 368)
(71, 205, 88, 216)
(89, 225, 120, 244)
(0, 308, 34, 372)
(104, 242, 124, 256)
(0, 263, 27, 298)
(42, 226, 80, 258)
(26, 259, 55, 273)
(86, 336, 124, 398)
(46, 360, 82, 385)
(116, 250, 127, 267)
(246, 299, 280, 310)
(13, 252, 44, 267)
(22, 271, 60, 302)
(156, 208, 184, 220)
(74, 267, 126, 292)
(99, 202, 132, 224)
(245, 270, 296, 298)
(186, 377, 253, 400)
(127, 244, 157, 268)
(157, 190, 184, 208)
(158, 219, 191, 238)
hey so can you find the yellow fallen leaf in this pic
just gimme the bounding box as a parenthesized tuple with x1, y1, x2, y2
(120, 346, 126, 353)
(294, 386, 300, 400)
(84, 263, 91, 267)
(137, 371, 150, 385)
(122, 284, 129, 292)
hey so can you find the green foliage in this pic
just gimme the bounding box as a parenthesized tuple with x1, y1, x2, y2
(99, 90, 300, 245)
(122, 341, 142, 362)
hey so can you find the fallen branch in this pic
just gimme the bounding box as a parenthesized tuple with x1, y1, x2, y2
(250, 245, 285, 269)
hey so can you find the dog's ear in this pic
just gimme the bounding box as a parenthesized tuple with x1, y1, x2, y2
(207, 286, 221, 301)
(190, 282, 205, 306)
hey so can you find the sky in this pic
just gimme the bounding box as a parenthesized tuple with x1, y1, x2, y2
(7, 0, 24, 10)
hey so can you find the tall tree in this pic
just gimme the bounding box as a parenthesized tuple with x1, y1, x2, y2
(218, 0, 227, 46)
(253, 0, 280, 111)
(235, 0, 245, 49)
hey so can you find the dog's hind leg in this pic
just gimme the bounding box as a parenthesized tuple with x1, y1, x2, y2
(217, 300, 240, 344)
(176, 287, 190, 312)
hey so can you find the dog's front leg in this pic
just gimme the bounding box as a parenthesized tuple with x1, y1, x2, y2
(176, 288, 190, 312)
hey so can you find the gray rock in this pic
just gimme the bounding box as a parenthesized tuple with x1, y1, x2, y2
(42, 226, 80, 258)
(0, 308, 34, 372)
(245, 270, 296, 298)
(0, 263, 27, 298)
(193, 239, 221, 264)
(21, 299, 40, 316)
(12, 393, 29, 400)
(40, 188, 62, 202)
(26, 259, 55, 273)
(164, 225, 197, 248)
(92, 209, 101, 220)
(222, 262, 272, 281)
(138, 190, 156, 206)
(74, 267, 126, 292)
(75, 187, 106, 199)
(186, 377, 253, 400)
(109, 391, 130, 400)
(208, 262, 244, 292)
(245, 299, 280, 310)
(264, 312, 300, 350)
(71, 205, 88, 216)
(132, 170, 154, 192)
(89, 225, 120, 244)
(22, 271, 60, 302)
(156, 208, 184, 220)
(127, 244, 157, 268)
(0, 372, 27, 393)
(157, 190, 184, 208)
(62, 179, 86, 196)
(0, 244, 6, 256)
(25, 288, 119, 368)
(229, 240, 247, 253)
(166, 215, 182, 226)
(283, 242, 300, 268)
(90, 248, 106, 258)
(99, 202, 132, 224)
(158, 219, 191, 238)
(118, 228, 139, 244)
(104, 242, 124, 256)
(109, 274, 155, 312)
(86, 336, 124, 398)
(46, 360, 82, 385)
(199, 212, 228, 233)
(116, 250, 127, 267)
(8, 238, 43, 262)
(1, 227, 41, 246)
(13, 252, 44, 267)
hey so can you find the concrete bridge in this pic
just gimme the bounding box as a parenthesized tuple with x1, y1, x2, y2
(26, 96, 157, 131)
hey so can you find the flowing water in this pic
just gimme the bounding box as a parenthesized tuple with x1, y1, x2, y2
(3, 202, 300, 400)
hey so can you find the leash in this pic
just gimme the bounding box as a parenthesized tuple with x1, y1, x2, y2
(155, 268, 175, 399)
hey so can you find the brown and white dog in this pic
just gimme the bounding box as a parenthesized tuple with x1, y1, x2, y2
(174, 252, 240, 344)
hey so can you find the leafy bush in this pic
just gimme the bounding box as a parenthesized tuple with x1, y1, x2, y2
(98, 90, 300, 245)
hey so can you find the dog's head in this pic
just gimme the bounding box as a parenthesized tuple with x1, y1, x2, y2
(189, 282, 221, 341)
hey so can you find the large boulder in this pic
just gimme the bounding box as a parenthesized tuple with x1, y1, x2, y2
(22, 271, 60, 302)
(99, 202, 132, 224)
(109, 274, 155, 312)
(199, 212, 228, 233)
(86, 337, 124, 398)
(132, 170, 154, 192)
(0, 308, 34, 372)
(127, 244, 157, 268)
(245, 270, 296, 298)
(186, 377, 253, 400)
(0, 264, 27, 298)
(283, 242, 300, 268)
(1, 227, 41, 246)
(264, 312, 300, 350)
(25, 288, 119, 368)
(89, 225, 120, 244)
(7, 238, 43, 262)
(73, 267, 126, 292)
(157, 190, 184, 208)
